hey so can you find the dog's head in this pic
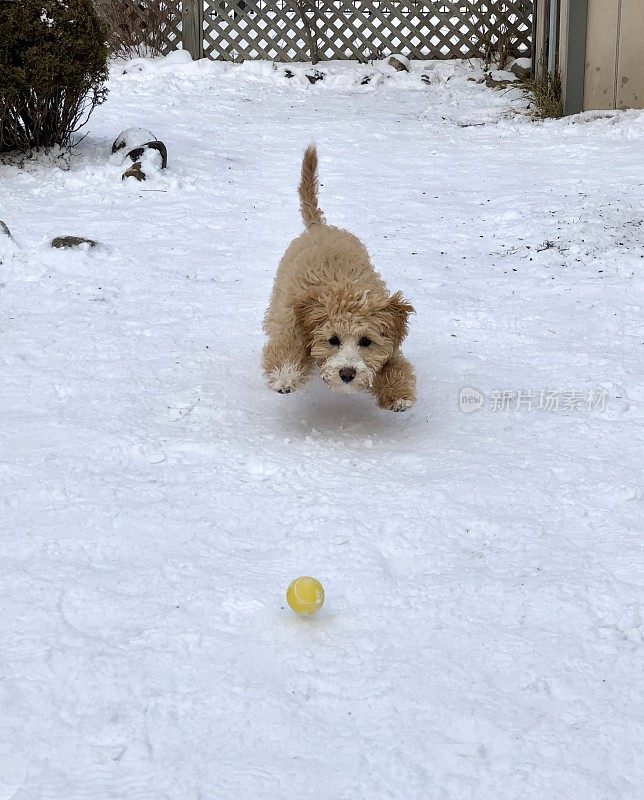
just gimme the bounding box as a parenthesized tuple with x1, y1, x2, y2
(295, 284, 414, 392)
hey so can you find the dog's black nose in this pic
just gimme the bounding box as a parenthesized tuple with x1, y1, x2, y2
(339, 367, 356, 383)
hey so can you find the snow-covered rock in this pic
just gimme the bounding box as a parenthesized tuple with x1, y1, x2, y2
(126, 140, 168, 169)
(112, 129, 168, 174)
(111, 127, 157, 155)
(387, 53, 411, 72)
(50, 236, 98, 249)
(122, 146, 165, 182)
(489, 69, 518, 83)
(510, 57, 532, 79)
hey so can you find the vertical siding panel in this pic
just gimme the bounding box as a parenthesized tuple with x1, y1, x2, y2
(583, 0, 620, 109)
(616, 0, 644, 109)
(558, 0, 569, 93)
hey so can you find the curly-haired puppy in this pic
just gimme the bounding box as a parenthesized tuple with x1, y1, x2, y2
(262, 146, 416, 412)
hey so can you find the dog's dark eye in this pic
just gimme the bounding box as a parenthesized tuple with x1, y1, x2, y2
(328, 335, 340, 347)
(358, 337, 372, 347)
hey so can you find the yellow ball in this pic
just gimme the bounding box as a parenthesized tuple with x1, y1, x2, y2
(286, 576, 325, 617)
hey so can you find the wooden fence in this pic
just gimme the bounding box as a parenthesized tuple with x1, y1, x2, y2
(166, 1, 533, 63)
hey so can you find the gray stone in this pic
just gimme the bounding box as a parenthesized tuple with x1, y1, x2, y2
(510, 58, 531, 80)
(0, 220, 11, 238)
(388, 54, 410, 73)
(122, 163, 146, 182)
(51, 236, 98, 249)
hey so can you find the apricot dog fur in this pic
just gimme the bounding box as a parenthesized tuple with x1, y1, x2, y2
(262, 146, 416, 412)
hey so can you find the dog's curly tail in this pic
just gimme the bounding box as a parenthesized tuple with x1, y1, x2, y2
(298, 145, 325, 229)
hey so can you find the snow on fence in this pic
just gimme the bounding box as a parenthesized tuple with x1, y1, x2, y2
(168, 1, 533, 63)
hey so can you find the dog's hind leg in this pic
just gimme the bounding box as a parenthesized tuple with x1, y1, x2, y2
(262, 329, 311, 394)
(371, 350, 416, 412)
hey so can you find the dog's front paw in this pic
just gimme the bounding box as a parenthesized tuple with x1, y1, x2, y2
(377, 393, 415, 412)
(390, 398, 414, 412)
(266, 363, 307, 395)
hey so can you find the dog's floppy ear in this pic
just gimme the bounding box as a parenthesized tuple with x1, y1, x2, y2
(378, 291, 415, 348)
(295, 291, 327, 339)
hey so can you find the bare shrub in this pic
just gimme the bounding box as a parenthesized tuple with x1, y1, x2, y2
(293, 0, 320, 65)
(0, 0, 108, 153)
(93, 0, 179, 58)
(525, 72, 564, 118)
(473, 0, 528, 69)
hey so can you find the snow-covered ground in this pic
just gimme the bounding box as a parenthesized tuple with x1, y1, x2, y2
(1, 57, 643, 800)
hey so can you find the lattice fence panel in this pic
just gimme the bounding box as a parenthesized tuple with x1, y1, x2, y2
(199, 0, 533, 63)
(161, 1, 183, 54)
